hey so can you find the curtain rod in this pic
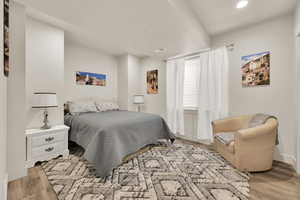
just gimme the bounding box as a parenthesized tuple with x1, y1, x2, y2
(166, 43, 234, 62)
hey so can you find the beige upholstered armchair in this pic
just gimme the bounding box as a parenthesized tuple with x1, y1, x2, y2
(212, 114, 278, 172)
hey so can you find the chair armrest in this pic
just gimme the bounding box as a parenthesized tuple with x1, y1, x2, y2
(212, 115, 253, 134)
(236, 118, 278, 140)
(234, 118, 278, 171)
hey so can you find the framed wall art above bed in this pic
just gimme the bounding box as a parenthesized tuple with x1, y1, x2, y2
(76, 71, 106, 86)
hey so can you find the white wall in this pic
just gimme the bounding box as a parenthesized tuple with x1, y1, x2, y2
(117, 54, 141, 111)
(26, 17, 64, 129)
(64, 43, 118, 102)
(295, 4, 300, 36)
(128, 55, 141, 111)
(117, 56, 167, 116)
(140, 58, 167, 118)
(212, 15, 296, 166)
(294, 2, 300, 173)
(0, 0, 7, 197)
(117, 55, 129, 110)
(139, 58, 200, 142)
(168, 0, 211, 52)
(7, 1, 26, 181)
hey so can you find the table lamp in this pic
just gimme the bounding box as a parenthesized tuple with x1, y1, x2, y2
(32, 92, 58, 129)
(133, 95, 144, 112)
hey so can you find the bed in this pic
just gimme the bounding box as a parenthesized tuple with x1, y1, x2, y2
(64, 110, 175, 177)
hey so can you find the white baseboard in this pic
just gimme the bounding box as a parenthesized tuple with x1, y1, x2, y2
(1, 173, 8, 200)
(4, 173, 7, 200)
(175, 134, 212, 145)
(273, 153, 297, 169)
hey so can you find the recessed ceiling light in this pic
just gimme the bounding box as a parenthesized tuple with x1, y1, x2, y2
(236, 0, 248, 9)
(154, 48, 166, 53)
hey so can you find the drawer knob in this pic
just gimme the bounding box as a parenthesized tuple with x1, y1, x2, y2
(45, 137, 54, 142)
(45, 147, 54, 152)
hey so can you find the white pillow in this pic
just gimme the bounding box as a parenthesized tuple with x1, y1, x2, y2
(68, 100, 98, 115)
(95, 102, 119, 112)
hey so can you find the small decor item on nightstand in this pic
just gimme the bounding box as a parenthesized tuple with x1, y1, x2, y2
(133, 95, 144, 112)
(32, 92, 58, 129)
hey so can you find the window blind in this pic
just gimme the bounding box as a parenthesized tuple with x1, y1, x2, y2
(184, 58, 200, 108)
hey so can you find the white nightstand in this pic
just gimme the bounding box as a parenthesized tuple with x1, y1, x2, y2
(26, 125, 70, 168)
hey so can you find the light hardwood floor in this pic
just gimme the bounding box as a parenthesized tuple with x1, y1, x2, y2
(8, 140, 300, 200)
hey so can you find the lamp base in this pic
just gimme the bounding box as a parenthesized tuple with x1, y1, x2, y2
(40, 109, 51, 129)
(41, 124, 51, 130)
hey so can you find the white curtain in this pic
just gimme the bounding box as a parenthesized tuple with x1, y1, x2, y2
(197, 47, 229, 143)
(166, 59, 185, 135)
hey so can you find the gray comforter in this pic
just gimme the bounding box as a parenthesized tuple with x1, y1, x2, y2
(65, 111, 175, 177)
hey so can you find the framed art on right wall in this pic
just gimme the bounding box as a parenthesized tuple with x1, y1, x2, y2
(241, 51, 270, 87)
(147, 69, 158, 94)
(4, 0, 9, 77)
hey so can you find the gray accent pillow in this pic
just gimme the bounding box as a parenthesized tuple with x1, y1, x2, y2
(215, 132, 235, 145)
(68, 100, 98, 115)
(95, 102, 120, 112)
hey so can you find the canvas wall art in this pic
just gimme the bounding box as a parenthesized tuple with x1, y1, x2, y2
(147, 69, 158, 94)
(4, 0, 9, 77)
(76, 71, 106, 86)
(242, 51, 270, 87)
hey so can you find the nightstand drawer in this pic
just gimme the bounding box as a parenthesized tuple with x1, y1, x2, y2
(32, 132, 65, 147)
(32, 142, 64, 158)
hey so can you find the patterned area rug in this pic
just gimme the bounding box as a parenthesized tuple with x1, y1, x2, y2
(41, 142, 250, 200)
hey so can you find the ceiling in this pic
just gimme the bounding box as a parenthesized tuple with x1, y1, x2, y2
(18, 0, 210, 58)
(189, 0, 298, 35)
(16, 0, 298, 57)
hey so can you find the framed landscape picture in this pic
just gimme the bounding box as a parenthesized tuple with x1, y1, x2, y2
(4, 0, 9, 77)
(147, 69, 158, 94)
(241, 51, 270, 87)
(76, 71, 106, 86)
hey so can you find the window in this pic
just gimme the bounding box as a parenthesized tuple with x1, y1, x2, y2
(184, 58, 200, 108)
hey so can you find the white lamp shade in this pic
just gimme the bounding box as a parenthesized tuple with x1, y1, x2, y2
(32, 93, 58, 108)
(133, 95, 144, 104)
(236, 0, 248, 8)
